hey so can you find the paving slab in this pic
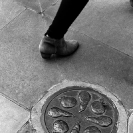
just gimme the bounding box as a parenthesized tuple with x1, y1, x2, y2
(0, 9, 63, 109)
(17, 120, 37, 133)
(43, 0, 61, 26)
(39, 0, 59, 13)
(1, 0, 133, 132)
(0, 0, 25, 30)
(0, 93, 30, 133)
(1, 6, 133, 111)
(61, 29, 133, 110)
(15, 0, 41, 13)
(15, 0, 59, 13)
(71, 0, 133, 57)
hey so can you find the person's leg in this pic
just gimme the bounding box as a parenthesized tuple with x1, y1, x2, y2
(39, 0, 89, 59)
(45, 0, 89, 39)
(131, 0, 133, 7)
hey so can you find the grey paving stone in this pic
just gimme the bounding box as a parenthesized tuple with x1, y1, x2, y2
(39, 0, 61, 28)
(0, 0, 25, 30)
(15, 0, 41, 13)
(70, 0, 133, 57)
(15, 0, 59, 13)
(0, 9, 53, 109)
(63, 29, 133, 110)
(0, 94, 29, 133)
(42, 0, 61, 26)
(17, 121, 36, 133)
(39, 0, 59, 12)
(1, 2, 133, 111)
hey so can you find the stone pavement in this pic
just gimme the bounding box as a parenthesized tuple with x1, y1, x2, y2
(0, 0, 133, 132)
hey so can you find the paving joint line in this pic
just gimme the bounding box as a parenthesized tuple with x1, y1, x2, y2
(17, 111, 36, 132)
(17, 120, 30, 133)
(0, 8, 27, 32)
(29, 90, 49, 111)
(69, 27, 133, 61)
(26, 8, 38, 13)
(38, 0, 59, 16)
(38, 0, 43, 13)
(0, 91, 30, 111)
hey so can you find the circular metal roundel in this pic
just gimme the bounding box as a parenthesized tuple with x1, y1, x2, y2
(41, 86, 118, 133)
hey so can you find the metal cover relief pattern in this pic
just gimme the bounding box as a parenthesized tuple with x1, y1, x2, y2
(41, 86, 118, 133)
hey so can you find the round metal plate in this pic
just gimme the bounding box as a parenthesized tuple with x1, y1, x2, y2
(41, 86, 118, 133)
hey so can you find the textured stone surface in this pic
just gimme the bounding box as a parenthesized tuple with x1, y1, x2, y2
(0, 9, 63, 109)
(128, 110, 133, 133)
(62, 30, 133, 110)
(43, 0, 61, 26)
(15, 0, 41, 12)
(1, 0, 133, 132)
(0, 94, 29, 133)
(71, 0, 133, 57)
(17, 121, 37, 133)
(39, 0, 59, 12)
(15, 0, 59, 13)
(0, 0, 25, 30)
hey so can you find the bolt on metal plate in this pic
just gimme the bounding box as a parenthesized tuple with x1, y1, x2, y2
(41, 86, 118, 133)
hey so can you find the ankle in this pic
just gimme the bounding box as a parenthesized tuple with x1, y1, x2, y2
(44, 33, 63, 40)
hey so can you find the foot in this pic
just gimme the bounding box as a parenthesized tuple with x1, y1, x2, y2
(55, 37, 79, 57)
(39, 35, 57, 59)
(39, 35, 79, 59)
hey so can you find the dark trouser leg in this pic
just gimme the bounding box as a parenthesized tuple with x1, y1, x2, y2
(45, 0, 89, 40)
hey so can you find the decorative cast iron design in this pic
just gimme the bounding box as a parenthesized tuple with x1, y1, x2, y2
(78, 91, 91, 112)
(53, 120, 69, 133)
(70, 123, 80, 133)
(90, 100, 105, 115)
(42, 87, 118, 133)
(85, 115, 112, 127)
(83, 126, 101, 133)
(59, 96, 77, 108)
(48, 107, 73, 118)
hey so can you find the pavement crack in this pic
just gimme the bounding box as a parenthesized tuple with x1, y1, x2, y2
(38, 0, 43, 13)
(69, 27, 133, 60)
(0, 92, 30, 111)
(31, 90, 49, 109)
(0, 8, 27, 32)
(51, 0, 59, 6)
(38, 0, 59, 15)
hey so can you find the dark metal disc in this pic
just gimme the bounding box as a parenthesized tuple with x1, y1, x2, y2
(41, 86, 118, 133)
